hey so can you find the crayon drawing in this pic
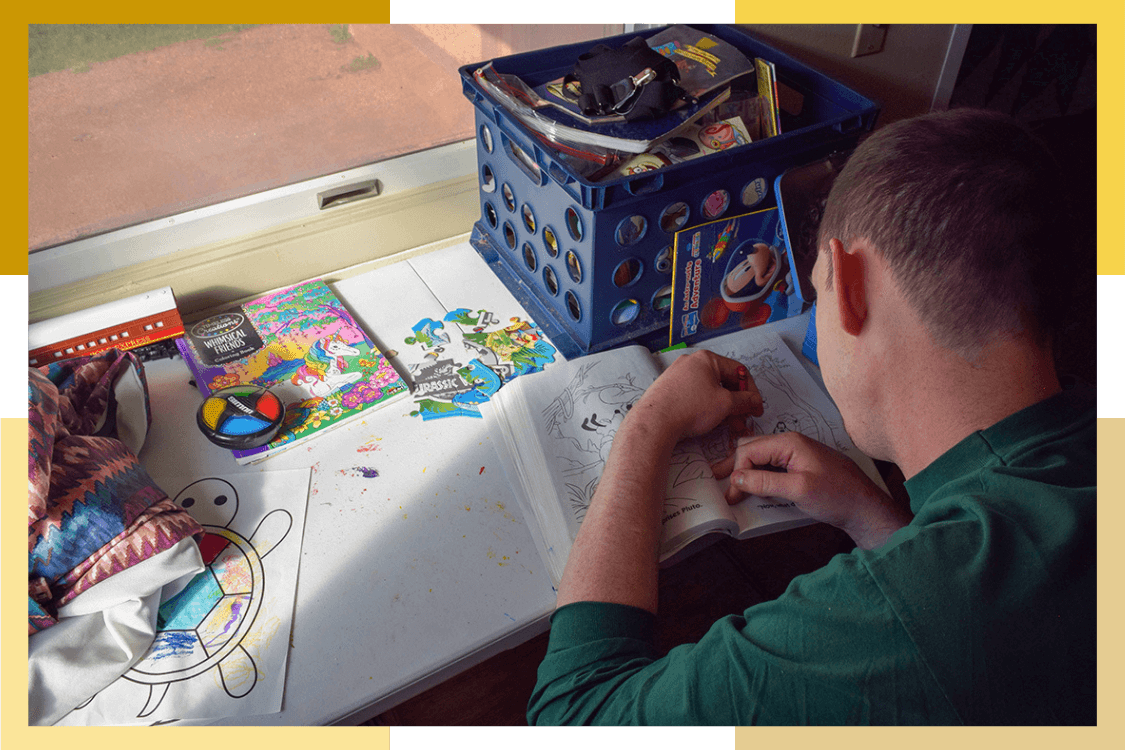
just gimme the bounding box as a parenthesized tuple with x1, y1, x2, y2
(59, 470, 309, 725)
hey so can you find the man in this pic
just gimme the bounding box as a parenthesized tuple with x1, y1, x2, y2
(527, 108, 1096, 725)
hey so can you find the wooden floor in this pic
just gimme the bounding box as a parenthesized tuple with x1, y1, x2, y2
(367, 518, 863, 725)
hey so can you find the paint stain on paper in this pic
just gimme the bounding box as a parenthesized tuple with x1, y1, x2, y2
(335, 467, 379, 478)
(356, 437, 383, 453)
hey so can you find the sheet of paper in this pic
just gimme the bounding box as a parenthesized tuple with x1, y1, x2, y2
(58, 469, 310, 725)
(484, 345, 660, 584)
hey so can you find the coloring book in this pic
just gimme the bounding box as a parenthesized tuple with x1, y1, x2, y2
(177, 279, 409, 464)
(484, 324, 885, 586)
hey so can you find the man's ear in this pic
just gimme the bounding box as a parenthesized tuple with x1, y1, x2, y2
(830, 238, 867, 336)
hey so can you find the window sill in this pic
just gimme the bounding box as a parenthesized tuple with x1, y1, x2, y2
(29, 142, 479, 324)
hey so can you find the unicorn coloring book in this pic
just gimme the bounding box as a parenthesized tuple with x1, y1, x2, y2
(177, 279, 409, 464)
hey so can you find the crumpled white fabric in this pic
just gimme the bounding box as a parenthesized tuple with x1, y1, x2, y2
(29, 352, 205, 725)
(29, 534, 204, 725)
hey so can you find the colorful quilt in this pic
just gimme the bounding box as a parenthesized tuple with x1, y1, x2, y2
(28, 350, 203, 635)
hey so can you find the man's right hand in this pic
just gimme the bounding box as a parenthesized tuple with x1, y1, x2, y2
(711, 432, 913, 550)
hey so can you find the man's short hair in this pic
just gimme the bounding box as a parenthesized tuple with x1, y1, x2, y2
(818, 108, 1068, 354)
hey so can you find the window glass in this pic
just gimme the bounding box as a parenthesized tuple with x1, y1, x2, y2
(28, 24, 621, 251)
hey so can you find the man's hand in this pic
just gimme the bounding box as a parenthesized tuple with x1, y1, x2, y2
(555, 351, 763, 612)
(712, 432, 913, 550)
(627, 350, 764, 441)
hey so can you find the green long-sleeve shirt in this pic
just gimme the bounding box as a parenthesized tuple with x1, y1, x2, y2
(529, 380, 1095, 725)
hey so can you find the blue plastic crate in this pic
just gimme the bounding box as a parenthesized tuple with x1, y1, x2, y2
(461, 25, 879, 359)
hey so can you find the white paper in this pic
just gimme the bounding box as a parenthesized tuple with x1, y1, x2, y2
(488, 324, 886, 584)
(664, 328, 886, 532)
(58, 469, 311, 725)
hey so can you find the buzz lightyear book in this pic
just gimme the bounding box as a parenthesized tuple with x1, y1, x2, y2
(177, 279, 409, 464)
(669, 207, 804, 348)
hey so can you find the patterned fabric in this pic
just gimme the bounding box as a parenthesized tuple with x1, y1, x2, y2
(28, 350, 203, 635)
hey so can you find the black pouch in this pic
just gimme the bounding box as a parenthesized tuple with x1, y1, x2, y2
(565, 37, 688, 121)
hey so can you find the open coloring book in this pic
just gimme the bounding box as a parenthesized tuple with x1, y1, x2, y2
(484, 324, 886, 586)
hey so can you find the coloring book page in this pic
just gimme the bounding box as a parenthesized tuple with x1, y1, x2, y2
(545, 367, 646, 524)
(531, 347, 658, 537)
(59, 469, 310, 725)
(658, 329, 883, 532)
(537, 329, 863, 537)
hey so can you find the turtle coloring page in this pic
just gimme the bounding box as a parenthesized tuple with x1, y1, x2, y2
(60, 469, 310, 725)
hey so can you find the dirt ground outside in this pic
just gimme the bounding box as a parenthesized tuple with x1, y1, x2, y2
(28, 24, 616, 251)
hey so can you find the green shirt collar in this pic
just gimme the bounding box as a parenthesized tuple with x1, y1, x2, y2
(903, 377, 1095, 514)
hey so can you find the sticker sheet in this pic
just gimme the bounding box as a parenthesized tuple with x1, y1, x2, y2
(402, 307, 558, 421)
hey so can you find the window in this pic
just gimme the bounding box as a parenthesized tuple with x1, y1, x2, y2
(28, 24, 622, 291)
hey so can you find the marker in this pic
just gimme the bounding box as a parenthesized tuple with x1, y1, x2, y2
(737, 366, 749, 391)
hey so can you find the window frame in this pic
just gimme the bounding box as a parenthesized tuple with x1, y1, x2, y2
(29, 139, 477, 295)
(26, 23, 657, 320)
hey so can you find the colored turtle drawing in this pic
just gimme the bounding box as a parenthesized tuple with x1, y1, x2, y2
(123, 478, 292, 718)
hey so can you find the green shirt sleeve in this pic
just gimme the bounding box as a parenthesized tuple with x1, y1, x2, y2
(528, 550, 959, 725)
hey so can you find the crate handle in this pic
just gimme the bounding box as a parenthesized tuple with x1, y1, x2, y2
(559, 179, 586, 204)
(833, 116, 864, 135)
(624, 172, 664, 196)
(499, 131, 548, 187)
(467, 88, 485, 107)
(546, 162, 571, 186)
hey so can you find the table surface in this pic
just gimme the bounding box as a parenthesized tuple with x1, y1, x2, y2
(136, 240, 817, 725)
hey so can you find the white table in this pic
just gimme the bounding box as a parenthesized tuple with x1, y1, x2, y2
(138, 242, 562, 724)
(136, 240, 817, 724)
